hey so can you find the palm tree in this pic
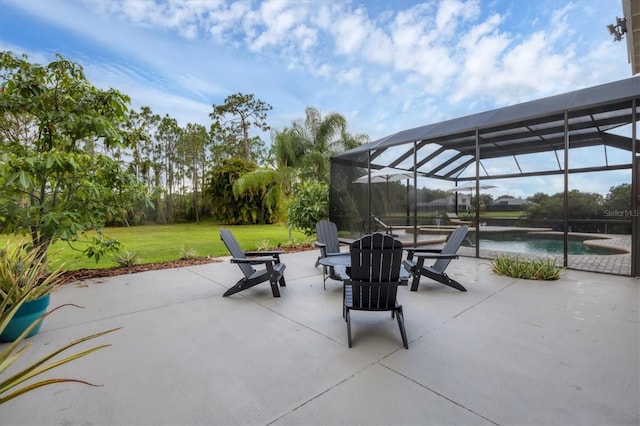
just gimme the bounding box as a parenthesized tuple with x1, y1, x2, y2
(232, 128, 302, 223)
(294, 107, 346, 182)
(292, 107, 369, 182)
(233, 107, 368, 229)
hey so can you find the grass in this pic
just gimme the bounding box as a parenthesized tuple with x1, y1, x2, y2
(0, 223, 310, 272)
(479, 211, 523, 218)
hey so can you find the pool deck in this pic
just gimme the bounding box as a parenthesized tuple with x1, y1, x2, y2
(376, 228, 633, 276)
(1, 250, 638, 425)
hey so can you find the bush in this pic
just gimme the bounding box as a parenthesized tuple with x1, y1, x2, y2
(206, 158, 277, 225)
(490, 255, 565, 280)
(179, 246, 197, 260)
(286, 180, 329, 237)
(111, 251, 140, 268)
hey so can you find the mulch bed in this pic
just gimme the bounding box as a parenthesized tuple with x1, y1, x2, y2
(58, 244, 316, 284)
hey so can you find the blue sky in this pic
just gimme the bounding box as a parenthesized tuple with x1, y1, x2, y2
(0, 0, 635, 197)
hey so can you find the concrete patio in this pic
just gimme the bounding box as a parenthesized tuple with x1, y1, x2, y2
(2, 250, 639, 425)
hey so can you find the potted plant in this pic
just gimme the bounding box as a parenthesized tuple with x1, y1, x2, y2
(0, 241, 64, 342)
(0, 255, 120, 404)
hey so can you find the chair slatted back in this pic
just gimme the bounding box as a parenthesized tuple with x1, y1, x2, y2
(349, 233, 403, 310)
(220, 228, 254, 278)
(316, 220, 341, 255)
(432, 225, 469, 273)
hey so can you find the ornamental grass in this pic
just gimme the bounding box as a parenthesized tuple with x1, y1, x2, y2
(490, 254, 565, 280)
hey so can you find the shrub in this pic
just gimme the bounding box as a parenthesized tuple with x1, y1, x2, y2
(287, 180, 329, 237)
(490, 255, 565, 280)
(111, 251, 140, 268)
(255, 240, 272, 251)
(0, 241, 63, 304)
(206, 158, 277, 225)
(179, 246, 197, 260)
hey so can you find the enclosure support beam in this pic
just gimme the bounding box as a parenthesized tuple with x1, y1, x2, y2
(475, 128, 480, 258)
(413, 141, 418, 246)
(632, 99, 638, 276)
(563, 110, 569, 267)
(367, 152, 372, 235)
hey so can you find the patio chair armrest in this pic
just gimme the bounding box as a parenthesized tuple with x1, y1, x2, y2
(314, 242, 327, 250)
(404, 247, 442, 260)
(231, 257, 276, 265)
(244, 250, 283, 256)
(338, 238, 353, 245)
(412, 253, 459, 260)
(402, 258, 417, 273)
(325, 252, 349, 257)
(244, 251, 283, 261)
(404, 247, 443, 253)
(399, 266, 410, 285)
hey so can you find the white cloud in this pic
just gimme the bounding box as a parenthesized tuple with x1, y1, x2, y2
(435, 0, 480, 33)
(248, 1, 301, 51)
(338, 67, 363, 85)
(1, 0, 633, 154)
(208, 2, 252, 43)
(330, 6, 372, 56)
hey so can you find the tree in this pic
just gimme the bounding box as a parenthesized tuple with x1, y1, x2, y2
(269, 127, 307, 172)
(605, 183, 631, 213)
(154, 115, 181, 223)
(0, 52, 148, 259)
(232, 128, 302, 224)
(525, 190, 603, 220)
(209, 93, 271, 162)
(420, 188, 450, 202)
(291, 107, 367, 182)
(206, 158, 277, 224)
(127, 106, 160, 186)
(177, 123, 209, 222)
(471, 194, 494, 211)
(527, 192, 550, 208)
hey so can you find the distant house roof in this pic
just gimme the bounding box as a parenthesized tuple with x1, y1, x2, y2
(425, 194, 471, 206)
(425, 197, 450, 206)
(491, 197, 528, 206)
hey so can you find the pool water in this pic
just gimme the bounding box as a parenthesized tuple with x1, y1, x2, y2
(464, 235, 617, 255)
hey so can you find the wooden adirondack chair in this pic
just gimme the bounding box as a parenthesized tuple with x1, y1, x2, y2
(220, 228, 286, 297)
(402, 225, 469, 292)
(343, 233, 408, 349)
(315, 220, 351, 288)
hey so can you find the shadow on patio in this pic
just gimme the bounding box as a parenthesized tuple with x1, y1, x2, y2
(2, 250, 639, 425)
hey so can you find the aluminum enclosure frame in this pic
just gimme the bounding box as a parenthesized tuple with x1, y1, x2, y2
(330, 77, 640, 275)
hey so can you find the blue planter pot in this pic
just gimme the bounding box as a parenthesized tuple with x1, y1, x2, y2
(1, 294, 50, 342)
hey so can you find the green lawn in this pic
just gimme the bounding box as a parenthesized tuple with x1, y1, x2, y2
(475, 211, 524, 218)
(1, 223, 309, 271)
(3, 213, 525, 272)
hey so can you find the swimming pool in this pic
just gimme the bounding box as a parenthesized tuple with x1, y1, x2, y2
(463, 232, 624, 256)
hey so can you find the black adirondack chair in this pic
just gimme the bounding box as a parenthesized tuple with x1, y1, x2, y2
(402, 225, 469, 292)
(315, 220, 351, 287)
(343, 233, 408, 349)
(220, 228, 286, 297)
